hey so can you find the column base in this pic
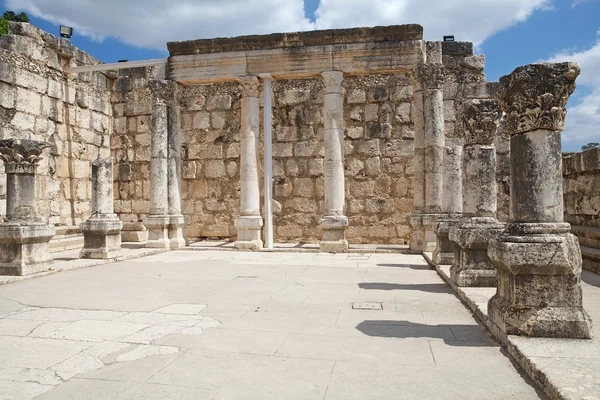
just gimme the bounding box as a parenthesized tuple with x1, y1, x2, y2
(409, 214, 425, 251)
(234, 215, 263, 251)
(449, 218, 504, 287)
(0, 222, 55, 276)
(320, 215, 349, 253)
(422, 214, 443, 252)
(121, 221, 148, 242)
(433, 216, 460, 265)
(169, 215, 189, 249)
(487, 229, 593, 338)
(143, 215, 171, 249)
(80, 217, 123, 259)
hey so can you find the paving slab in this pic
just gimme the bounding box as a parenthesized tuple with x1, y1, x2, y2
(0, 250, 542, 399)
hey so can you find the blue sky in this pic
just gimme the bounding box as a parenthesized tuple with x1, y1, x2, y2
(3, 0, 599, 150)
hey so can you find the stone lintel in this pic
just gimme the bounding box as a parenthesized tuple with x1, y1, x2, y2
(498, 62, 580, 135)
(168, 25, 423, 55)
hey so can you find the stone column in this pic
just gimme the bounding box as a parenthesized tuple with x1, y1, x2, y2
(487, 63, 592, 338)
(0, 139, 55, 275)
(414, 63, 445, 252)
(409, 72, 426, 251)
(433, 141, 462, 264)
(80, 158, 123, 259)
(234, 75, 263, 250)
(449, 100, 504, 286)
(144, 81, 171, 248)
(320, 70, 348, 252)
(167, 100, 187, 249)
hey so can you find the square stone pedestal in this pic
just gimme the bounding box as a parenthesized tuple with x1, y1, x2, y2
(409, 214, 425, 251)
(487, 232, 592, 338)
(234, 216, 263, 251)
(422, 214, 442, 253)
(80, 218, 123, 259)
(320, 216, 348, 252)
(433, 217, 460, 265)
(169, 215, 189, 249)
(144, 215, 171, 249)
(0, 222, 55, 276)
(449, 218, 504, 287)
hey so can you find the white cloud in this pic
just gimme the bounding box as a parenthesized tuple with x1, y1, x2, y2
(313, 0, 551, 45)
(546, 35, 600, 150)
(8, 0, 551, 50)
(6, 0, 314, 50)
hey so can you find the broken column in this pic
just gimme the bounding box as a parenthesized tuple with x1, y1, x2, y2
(488, 62, 592, 338)
(144, 81, 171, 248)
(234, 75, 263, 250)
(0, 139, 55, 275)
(433, 141, 463, 265)
(80, 158, 123, 259)
(449, 99, 504, 287)
(320, 70, 348, 252)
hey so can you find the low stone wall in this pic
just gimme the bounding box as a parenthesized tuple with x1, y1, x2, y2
(0, 22, 112, 226)
(563, 147, 600, 272)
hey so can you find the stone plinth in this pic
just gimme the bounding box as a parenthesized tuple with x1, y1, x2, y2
(433, 217, 460, 265)
(169, 215, 188, 249)
(487, 62, 592, 338)
(0, 222, 55, 275)
(234, 216, 263, 251)
(144, 215, 171, 248)
(422, 214, 442, 253)
(320, 215, 349, 252)
(449, 99, 502, 287)
(409, 214, 425, 251)
(0, 139, 54, 275)
(449, 217, 504, 286)
(121, 222, 148, 242)
(80, 158, 123, 259)
(80, 219, 122, 259)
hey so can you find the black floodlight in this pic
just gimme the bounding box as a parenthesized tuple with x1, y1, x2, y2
(59, 25, 73, 39)
(118, 60, 129, 63)
(443, 35, 455, 42)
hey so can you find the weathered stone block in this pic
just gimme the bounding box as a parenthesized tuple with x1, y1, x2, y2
(365, 122, 391, 139)
(205, 160, 226, 178)
(0, 81, 15, 109)
(276, 126, 298, 142)
(278, 89, 310, 106)
(211, 111, 226, 129)
(395, 103, 411, 123)
(182, 161, 197, 179)
(273, 143, 293, 157)
(364, 104, 378, 122)
(346, 89, 366, 104)
(293, 178, 315, 198)
(357, 139, 380, 156)
(206, 95, 232, 110)
(368, 86, 389, 102)
(347, 126, 363, 139)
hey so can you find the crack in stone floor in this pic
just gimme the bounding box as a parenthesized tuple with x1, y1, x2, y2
(0, 304, 220, 400)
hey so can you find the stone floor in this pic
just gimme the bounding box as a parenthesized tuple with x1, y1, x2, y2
(0, 249, 544, 399)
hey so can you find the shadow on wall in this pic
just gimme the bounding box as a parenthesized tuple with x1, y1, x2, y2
(356, 320, 495, 347)
(358, 282, 452, 294)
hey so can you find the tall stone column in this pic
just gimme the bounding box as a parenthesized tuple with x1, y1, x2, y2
(167, 100, 187, 249)
(234, 75, 263, 250)
(409, 73, 426, 251)
(320, 70, 348, 252)
(488, 62, 592, 338)
(449, 100, 504, 286)
(414, 63, 445, 252)
(433, 141, 462, 264)
(144, 81, 171, 248)
(0, 139, 55, 275)
(80, 158, 123, 259)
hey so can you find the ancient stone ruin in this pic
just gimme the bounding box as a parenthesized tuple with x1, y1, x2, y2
(0, 21, 598, 340)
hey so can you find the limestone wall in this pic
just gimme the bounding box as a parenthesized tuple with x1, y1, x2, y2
(563, 148, 600, 227)
(0, 22, 112, 226)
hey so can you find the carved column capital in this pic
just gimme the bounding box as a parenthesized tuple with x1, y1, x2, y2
(460, 99, 502, 145)
(321, 71, 344, 94)
(498, 62, 580, 134)
(0, 139, 51, 174)
(149, 80, 178, 104)
(413, 64, 444, 90)
(238, 75, 259, 98)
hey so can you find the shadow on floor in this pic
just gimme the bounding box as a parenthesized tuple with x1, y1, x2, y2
(53, 257, 78, 261)
(377, 263, 431, 270)
(358, 282, 453, 294)
(582, 270, 600, 288)
(356, 320, 495, 347)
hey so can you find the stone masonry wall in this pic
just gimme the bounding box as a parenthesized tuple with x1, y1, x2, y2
(0, 22, 111, 225)
(563, 147, 600, 228)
